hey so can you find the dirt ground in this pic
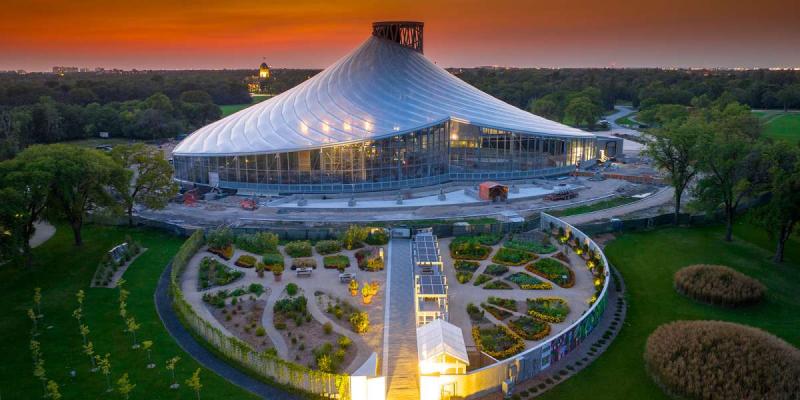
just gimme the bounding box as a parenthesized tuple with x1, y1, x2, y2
(208, 298, 273, 352)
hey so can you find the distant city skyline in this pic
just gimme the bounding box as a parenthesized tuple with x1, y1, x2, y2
(2, 0, 799, 71)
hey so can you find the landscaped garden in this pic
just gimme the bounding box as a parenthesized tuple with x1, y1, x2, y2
(197, 257, 243, 290)
(0, 224, 258, 399)
(507, 316, 550, 341)
(491, 247, 536, 266)
(506, 272, 552, 290)
(449, 236, 492, 260)
(537, 223, 800, 400)
(527, 258, 574, 288)
(526, 297, 570, 323)
(471, 325, 526, 360)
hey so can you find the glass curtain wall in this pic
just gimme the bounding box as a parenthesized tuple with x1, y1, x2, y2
(172, 120, 596, 193)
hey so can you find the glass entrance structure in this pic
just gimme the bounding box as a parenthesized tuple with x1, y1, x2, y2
(172, 22, 600, 194)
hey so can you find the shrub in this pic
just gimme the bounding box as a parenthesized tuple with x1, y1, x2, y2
(365, 229, 389, 245)
(255, 327, 266, 336)
(483, 280, 513, 290)
(454, 260, 480, 272)
(645, 320, 800, 400)
(508, 316, 550, 340)
(208, 245, 234, 260)
(481, 303, 512, 320)
(472, 325, 525, 360)
(273, 295, 307, 319)
(248, 283, 265, 296)
(340, 225, 368, 250)
(456, 271, 474, 284)
(235, 232, 279, 254)
(527, 258, 574, 288)
(262, 252, 283, 269)
(449, 237, 492, 260)
(484, 264, 509, 276)
(234, 254, 257, 268)
(197, 257, 243, 290)
(473, 274, 493, 286)
(487, 296, 517, 311)
(291, 258, 317, 270)
(361, 282, 379, 304)
(505, 239, 557, 254)
(466, 303, 485, 321)
(526, 297, 570, 323)
(355, 248, 383, 271)
(492, 247, 536, 266)
(673, 264, 765, 307)
(284, 241, 312, 258)
(285, 283, 299, 296)
(337, 335, 352, 349)
(506, 272, 552, 290)
(323, 322, 333, 335)
(349, 311, 369, 333)
(323, 255, 350, 270)
(207, 227, 234, 249)
(315, 240, 342, 255)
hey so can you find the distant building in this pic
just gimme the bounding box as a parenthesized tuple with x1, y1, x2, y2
(247, 61, 272, 94)
(259, 62, 270, 79)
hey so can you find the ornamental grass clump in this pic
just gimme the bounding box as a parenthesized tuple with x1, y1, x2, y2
(673, 264, 765, 307)
(645, 320, 800, 400)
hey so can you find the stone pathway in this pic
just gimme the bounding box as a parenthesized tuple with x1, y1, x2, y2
(384, 238, 420, 400)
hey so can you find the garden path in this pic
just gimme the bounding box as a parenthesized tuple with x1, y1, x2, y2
(306, 294, 372, 372)
(30, 221, 56, 248)
(384, 238, 421, 400)
(260, 291, 289, 358)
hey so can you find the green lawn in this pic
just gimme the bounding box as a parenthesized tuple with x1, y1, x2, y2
(538, 223, 800, 400)
(550, 196, 637, 217)
(762, 112, 800, 144)
(614, 112, 637, 127)
(0, 224, 257, 399)
(219, 95, 271, 117)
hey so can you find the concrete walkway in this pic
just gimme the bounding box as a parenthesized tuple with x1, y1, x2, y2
(154, 262, 299, 400)
(563, 187, 674, 225)
(384, 238, 420, 400)
(30, 221, 56, 248)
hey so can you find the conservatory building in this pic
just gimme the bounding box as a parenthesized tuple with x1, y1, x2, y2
(172, 21, 602, 194)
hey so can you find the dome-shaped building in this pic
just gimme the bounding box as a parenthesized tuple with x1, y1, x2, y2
(258, 62, 270, 80)
(173, 21, 605, 194)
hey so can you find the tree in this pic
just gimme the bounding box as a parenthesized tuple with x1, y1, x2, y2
(751, 144, 800, 262)
(46, 380, 61, 400)
(776, 84, 800, 112)
(21, 144, 127, 246)
(646, 115, 703, 224)
(638, 104, 689, 127)
(530, 98, 560, 121)
(166, 356, 181, 389)
(0, 150, 54, 265)
(116, 373, 136, 399)
(186, 368, 203, 400)
(694, 103, 767, 241)
(110, 143, 178, 225)
(340, 225, 368, 250)
(0, 187, 26, 262)
(83, 341, 97, 371)
(127, 317, 141, 349)
(142, 340, 155, 368)
(96, 353, 113, 391)
(564, 96, 600, 127)
(349, 311, 369, 333)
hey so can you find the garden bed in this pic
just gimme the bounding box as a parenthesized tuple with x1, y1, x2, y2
(284, 241, 313, 258)
(491, 247, 536, 266)
(455, 260, 480, 284)
(202, 283, 267, 308)
(198, 257, 244, 290)
(505, 272, 552, 290)
(317, 292, 371, 334)
(483, 280, 513, 290)
(450, 237, 492, 260)
(526, 297, 570, 323)
(481, 303, 513, 320)
(473, 274, 493, 286)
(487, 296, 518, 311)
(527, 258, 575, 288)
(472, 325, 526, 360)
(315, 240, 342, 255)
(290, 257, 317, 270)
(505, 239, 557, 255)
(273, 294, 356, 372)
(262, 252, 284, 270)
(355, 247, 384, 271)
(234, 254, 257, 268)
(208, 245, 234, 260)
(484, 264, 509, 276)
(508, 316, 550, 341)
(323, 255, 350, 270)
(209, 297, 273, 352)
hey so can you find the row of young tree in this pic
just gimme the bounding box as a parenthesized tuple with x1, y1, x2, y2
(646, 99, 800, 262)
(0, 143, 177, 265)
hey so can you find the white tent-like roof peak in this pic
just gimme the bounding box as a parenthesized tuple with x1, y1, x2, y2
(416, 319, 469, 366)
(173, 25, 593, 157)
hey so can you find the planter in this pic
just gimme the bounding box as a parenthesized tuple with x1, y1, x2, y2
(350, 289, 358, 296)
(362, 295, 373, 304)
(274, 273, 283, 282)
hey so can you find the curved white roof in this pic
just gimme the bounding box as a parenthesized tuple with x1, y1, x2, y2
(416, 319, 469, 365)
(174, 36, 593, 156)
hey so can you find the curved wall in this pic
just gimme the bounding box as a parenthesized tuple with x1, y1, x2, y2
(173, 120, 596, 193)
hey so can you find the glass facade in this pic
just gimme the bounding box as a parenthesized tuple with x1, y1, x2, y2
(173, 120, 597, 193)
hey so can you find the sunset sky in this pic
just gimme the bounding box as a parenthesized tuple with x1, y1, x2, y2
(2, 0, 799, 71)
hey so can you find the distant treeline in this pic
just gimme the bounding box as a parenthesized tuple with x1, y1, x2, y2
(453, 68, 800, 124)
(1, 68, 799, 160)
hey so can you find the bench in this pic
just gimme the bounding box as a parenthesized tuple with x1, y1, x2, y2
(296, 267, 313, 277)
(339, 272, 356, 283)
